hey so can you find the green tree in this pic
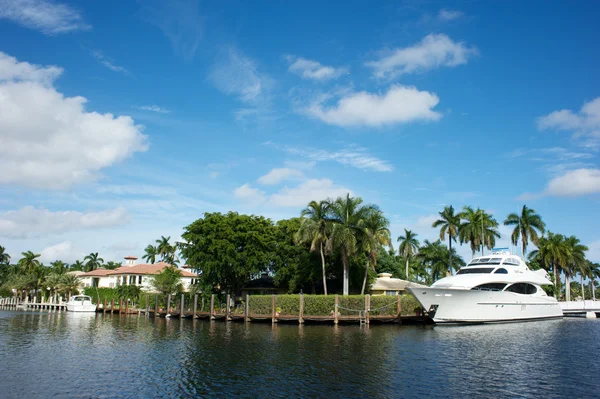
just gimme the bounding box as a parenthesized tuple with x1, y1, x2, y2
(181, 212, 276, 295)
(84, 252, 104, 272)
(360, 208, 391, 294)
(504, 205, 546, 258)
(18, 251, 41, 274)
(531, 232, 570, 298)
(150, 266, 183, 296)
(418, 239, 465, 284)
(70, 260, 85, 271)
(156, 236, 178, 264)
(143, 245, 159, 264)
(397, 229, 420, 281)
(50, 260, 68, 275)
(327, 194, 373, 295)
(0, 246, 10, 265)
(44, 273, 63, 302)
(432, 205, 460, 268)
(459, 207, 500, 256)
(59, 273, 81, 301)
(295, 200, 332, 295)
(115, 284, 142, 301)
(589, 262, 600, 301)
(104, 261, 121, 270)
(564, 235, 588, 302)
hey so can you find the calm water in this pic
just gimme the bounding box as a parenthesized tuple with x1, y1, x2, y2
(1, 311, 599, 398)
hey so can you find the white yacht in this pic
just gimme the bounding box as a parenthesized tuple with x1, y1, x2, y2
(407, 249, 563, 324)
(66, 295, 97, 312)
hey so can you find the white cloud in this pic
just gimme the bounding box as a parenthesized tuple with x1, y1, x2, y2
(91, 50, 129, 74)
(438, 9, 464, 21)
(0, 51, 147, 189)
(0, 207, 129, 239)
(286, 56, 347, 81)
(136, 105, 170, 114)
(414, 214, 439, 230)
(269, 179, 352, 207)
(306, 85, 441, 127)
(40, 241, 84, 263)
(257, 168, 305, 185)
(537, 97, 600, 147)
(366, 34, 477, 79)
(234, 184, 266, 204)
(545, 168, 600, 197)
(0, 0, 91, 35)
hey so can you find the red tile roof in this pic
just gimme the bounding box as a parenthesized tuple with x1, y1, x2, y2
(80, 268, 115, 277)
(106, 262, 198, 277)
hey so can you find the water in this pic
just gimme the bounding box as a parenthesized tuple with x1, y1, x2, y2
(1, 311, 599, 398)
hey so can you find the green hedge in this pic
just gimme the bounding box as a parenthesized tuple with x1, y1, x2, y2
(370, 296, 398, 316)
(400, 293, 422, 316)
(248, 295, 273, 315)
(303, 295, 336, 316)
(276, 295, 300, 315)
(338, 295, 366, 316)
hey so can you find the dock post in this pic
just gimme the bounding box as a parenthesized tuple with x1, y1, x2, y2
(193, 294, 198, 318)
(167, 294, 172, 316)
(180, 294, 185, 318)
(397, 295, 402, 322)
(226, 294, 231, 321)
(111, 299, 115, 314)
(210, 294, 215, 320)
(365, 294, 370, 325)
(272, 295, 276, 325)
(334, 295, 339, 325)
(103, 299, 107, 314)
(244, 294, 249, 322)
(125, 298, 129, 315)
(154, 294, 159, 317)
(299, 293, 304, 324)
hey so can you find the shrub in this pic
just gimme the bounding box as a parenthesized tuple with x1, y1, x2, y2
(248, 295, 273, 315)
(338, 295, 366, 316)
(370, 296, 398, 316)
(400, 293, 422, 316)
(303, 295, 336, 316)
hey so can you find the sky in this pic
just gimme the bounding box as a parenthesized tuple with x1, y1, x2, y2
(0, 0, 599, 265)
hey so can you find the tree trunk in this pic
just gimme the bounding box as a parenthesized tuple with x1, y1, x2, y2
(581, 274, 585, 301)
(592, 279, 596, 301)
(552, 262, 559, 298)
(565, 273, 570, 302)
(449, 236, 453, 274)
(405, 257, 409, 281)
(342, 252, 349, 296)
(320, 242, 328, 296)
(361, 259, 370, 295)
(522, 236, 525, 259)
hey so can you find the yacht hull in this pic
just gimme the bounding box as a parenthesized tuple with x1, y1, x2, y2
(66, 304, 97, 312)
(407, 287, 563, 324)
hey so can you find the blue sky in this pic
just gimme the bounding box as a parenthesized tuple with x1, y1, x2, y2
(0, 0, 599, 264)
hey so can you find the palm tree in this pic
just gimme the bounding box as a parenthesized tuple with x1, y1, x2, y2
(0, 245, 10, 265)
(531, 232, 570, 298)
(143, 245, 159, 264)
(360, 209, 392, 294)
(432, 205, 460, 269)
(70, 260, 85, 271)
(18, 251, 41, 274)
(295, 200, 332, 295)
(327, 194, 373, 295)
(418, 239, 465, 283)
(504, 205, 546, 258)
(59, 274, 81, 301)
(44, 273, 62, 303)
(397, 229, 420, 281)
(589, 262, 600, 301)
(105, 261, 122, 270)
(564, 235, 588, 302)
(458, 207, 500, 256)
(50, 260, 67, 275)
(84, 252, 104, 272)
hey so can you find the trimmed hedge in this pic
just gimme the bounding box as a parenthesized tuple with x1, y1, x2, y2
(276, 295, 300, 315)
(338, 295, 366, 316)
(248, 295, 273, 315)
(370, 296, 398, 316)
(303, 295, 336, 316)
(400, 293, 422, 316)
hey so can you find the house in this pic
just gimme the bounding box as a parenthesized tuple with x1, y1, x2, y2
(370, 273, 425, 296)
(79, 256, 198, 292)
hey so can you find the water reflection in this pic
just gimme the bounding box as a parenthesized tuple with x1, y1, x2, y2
(0, 311, 599, 398)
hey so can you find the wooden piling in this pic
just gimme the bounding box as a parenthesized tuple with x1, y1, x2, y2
(180, 293, 185, 317)
(271, 295, 276, 325)
(167, 294, 172, 315)
(334, 295, 339, 324)
(365, 294, 370, 325)
(125, 298, 129, 315)
(154, 294, 159, 317)
(193, 294, 198, 318)
(210, 294, 215, 320)
(103, 299, 107, 314)
(244, 294, 249, 322)
(145, 294, 150, 316)
(299, 294, 304, 324)
(397, 295, 402, 319)
(226, 294, 231, 321)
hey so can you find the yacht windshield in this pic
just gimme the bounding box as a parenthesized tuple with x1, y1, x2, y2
(467, 258, 502, 266)
(456, 267, 495, 275)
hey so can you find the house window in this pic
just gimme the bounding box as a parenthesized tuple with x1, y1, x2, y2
(138, 276, 142, 284)
(385, 290, 397, 296)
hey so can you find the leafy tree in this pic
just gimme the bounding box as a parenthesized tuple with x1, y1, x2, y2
(564, 235, 588, 302)
(104, 261, 121, 270)
(327, 194, 374, 295)
(295, 200, 332, 295)
(155, 236, 178, 264)
(432, 205, 460, 268)
(18, 251, 41, 274)
(59, 273, 81, 301)
(418, 240, 465, 284)
(589, 262, 600, 301)
(530, 232, 570, 298)
(44, 273, 63, 302)
(0, 246, 10, 265)
(360, 208, 391, 294)
(84, 252, 104, 272)
(143, 245, 159, 264)
(459, 207, 500, 256)
(397, 229, 420, 281)
(115, 284, 141, 300)
(150, 266, 183, 296)
(50, 260, 68, 275)
(181, 212, 276, 295)
(504, 205, 546, 258)
(70, 260, 85, 271)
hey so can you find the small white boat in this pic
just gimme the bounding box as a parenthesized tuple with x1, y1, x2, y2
(66, 295, 97, 312)
(407, 249, 563, 324)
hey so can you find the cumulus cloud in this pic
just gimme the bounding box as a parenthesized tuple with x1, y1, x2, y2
(545, 168, 600, 197)
(306, 85, 441, 127)
(286, 55, 347, 81)
(537, 97, 600, 147)
(234, 184, 267, 204)
(366, 34, 477, 79)
(40, 241, 84, 263)
(257, 168, 305, 185)
(0, 51, 147, 189)
(0, 207, 129, 239)
(0, 0, 91, 35)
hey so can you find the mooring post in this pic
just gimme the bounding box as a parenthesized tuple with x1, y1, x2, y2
(119, 298, 123, 314)
(154, 294, 159, 317)
(365, 294, 370, 325)
(103, 299, 107, 314)
(226, 294, 231, 321)
(193, 294, 198, 318)
(397, 295, 402, 320)
(210, 294, 215, 320)
(272, 295, 276, 325)
(334, 295, 339, 324)
(299, 293, 304, 324)
(244, 294, 249, 322)
(180, 293, 185, 318)
(125, 298, 129, 315)
(145, 294, 149, 316)
(167, 294, 172, 316)
(111, 299, 115, 313)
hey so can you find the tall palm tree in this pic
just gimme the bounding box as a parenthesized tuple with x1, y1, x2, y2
(504, 205, 546, 258)
(0, 245, 10, 265)
(327, 194, 373, 295)
(18, 251, 41, 274)
(156, 236, 173, 259)
(458, 207, 500, 256)
(295, 200, 332, 295)
(70, 260, 85, 271)
(105, 261, 122, 270)
(360, 209, 391, 294)
(44, 273, 63, 303)
(564, 235, 588, 302)
(50, 260, 67, 275)
(84, 252, 104, 272)
(532, 232, 570, 299)
(432, 205, 460, 269)
(59, 274, 81, 301)
(143, 245, 159, 264)
(418, 239, 465, 283)
(397, 229, 420, 281)
(589, 262, 600, 301)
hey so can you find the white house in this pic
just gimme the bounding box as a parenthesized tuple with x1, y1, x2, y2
(370, 273, 426, 296)
(79, 256, 198, 292)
